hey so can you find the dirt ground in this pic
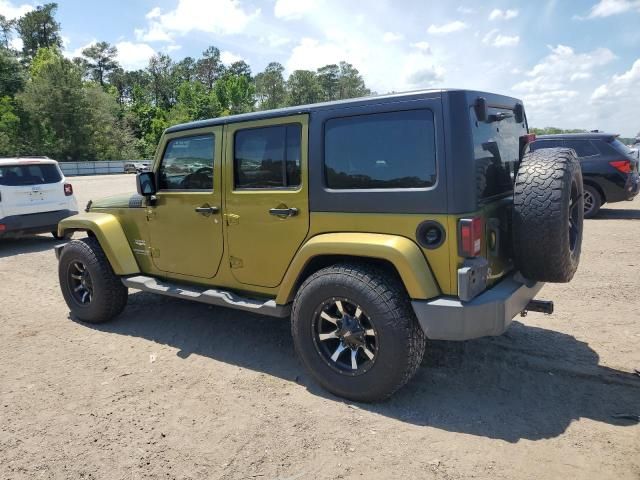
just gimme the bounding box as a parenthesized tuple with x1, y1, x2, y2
(1, 174, 638, 480)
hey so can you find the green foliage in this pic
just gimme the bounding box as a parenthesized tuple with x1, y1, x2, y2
(255, 62, 286, 110)
(0, 96, 21, 155)
(16, 3, 61, 60)
(287, 70, 322, 106)
(0, 47, 25, 96)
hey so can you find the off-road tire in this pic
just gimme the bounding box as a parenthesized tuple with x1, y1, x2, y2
(583, 184, 602, 219)
(513, 148, 583, 282)
(58, 237, 128, 323)
(291, 263, 426, 402)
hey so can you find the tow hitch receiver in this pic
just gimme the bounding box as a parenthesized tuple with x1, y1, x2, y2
(521, 299, 554, 316)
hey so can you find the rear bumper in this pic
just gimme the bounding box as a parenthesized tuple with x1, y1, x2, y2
(412, 273, 544, 340)
(0, 210, 78, 236)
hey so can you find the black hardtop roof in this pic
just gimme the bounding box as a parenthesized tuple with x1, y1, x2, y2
(165, 88, 523, 134)
(536, 132, 618, 141)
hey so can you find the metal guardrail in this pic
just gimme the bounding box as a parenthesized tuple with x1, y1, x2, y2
(58, 161, 147, 176)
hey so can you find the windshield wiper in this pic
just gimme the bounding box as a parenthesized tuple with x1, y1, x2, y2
(488, 112, 514, 123)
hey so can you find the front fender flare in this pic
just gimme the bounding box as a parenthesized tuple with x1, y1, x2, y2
(58, 213, 139, 275)
(276, 233, 440, 304)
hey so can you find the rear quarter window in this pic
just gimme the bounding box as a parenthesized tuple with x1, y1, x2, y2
(471, 107, 526, 200)
(324, 109, 437, 189)
(0, 164, 62, 186)
(564, 140, 599, 158)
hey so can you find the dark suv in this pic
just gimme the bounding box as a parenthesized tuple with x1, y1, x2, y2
(530, 133, 640, 217)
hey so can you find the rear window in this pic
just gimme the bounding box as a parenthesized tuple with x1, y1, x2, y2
(472, 107, 526, 200)
(324, 109, 436, 189)
(529, 139, 564, 151)
(0, 164, 62, 186)
(609, 138, 632, 156)
(565, 140, 599, 157)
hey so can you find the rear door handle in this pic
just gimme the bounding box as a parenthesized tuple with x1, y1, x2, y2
(269, 207, 298, 217)
(195, 205, 220, 216)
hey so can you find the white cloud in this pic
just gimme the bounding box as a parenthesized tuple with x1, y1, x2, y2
(457, 6, 474, 14)
(274, 0, 315, 20)
(115, 41, 156, 70)
(590, 59, 640, 135)
(0, 0, 32, 19)
(382, 32, 403, 42)
(221, 50, 243, 64)
(585, 0, 640, 18)
(512, 45, 617, 130)
(411, 41, 432, 53)
(165, 44, 182, 53)
(260, 33, 291, 48)
(63, 39, 97, 59)
(136, 0, 260, 42)
(489, 8, 519, 21)
(482, 29, 520, 47)
(427, 21, 468, 35)
(9, 36, 22, 50)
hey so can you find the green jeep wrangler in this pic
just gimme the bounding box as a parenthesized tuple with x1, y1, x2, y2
(55, 89, 583, 402)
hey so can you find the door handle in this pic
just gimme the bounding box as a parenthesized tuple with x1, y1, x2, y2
(195, 205, 220, 216)
(269, 207, 298, 217)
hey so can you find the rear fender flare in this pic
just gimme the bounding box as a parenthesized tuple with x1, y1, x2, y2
(276, 232, 440, 304)
(58, 213, 139, 275)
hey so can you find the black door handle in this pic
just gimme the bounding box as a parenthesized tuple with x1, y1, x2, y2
(195, 205, 220, 216)
(269, 207, 298, 217)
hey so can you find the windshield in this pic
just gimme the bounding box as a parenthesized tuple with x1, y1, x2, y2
(0, 164, 62, 186)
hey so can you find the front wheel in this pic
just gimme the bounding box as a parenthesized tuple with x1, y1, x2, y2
(58, 237, 128, 323)
(291, 263, 426, 402)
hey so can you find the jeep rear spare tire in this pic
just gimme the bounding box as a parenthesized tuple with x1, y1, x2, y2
(513, 148, 583, 283)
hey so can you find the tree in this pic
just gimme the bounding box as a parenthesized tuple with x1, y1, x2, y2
(316, 64, 340, 101)
(174, 56, 197, 84)
(147, 53, 176, 109)
(0, 96, 21, 156)
(82, 41, 119, 86)
(0, 47, 25, 96)
(16, 3, 62, 60)
(255, 62, 286, 110)
(196, 46, 224, 91)
(0, 14, 15, 49)
(215, 74, 255, 115)
(287, 70, 321, 106)
(226, 60, 251, 80)
(337, 61, 370, 99)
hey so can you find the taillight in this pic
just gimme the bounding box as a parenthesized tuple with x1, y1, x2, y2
(519, 133, 536, 159)
(0, 224, 5, 232)
(64, 183, 73, 196)
(458, 217, 483, 258)
(609, 160, 632, 174)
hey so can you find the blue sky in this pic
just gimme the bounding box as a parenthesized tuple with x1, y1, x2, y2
(2, 0, 639, 136)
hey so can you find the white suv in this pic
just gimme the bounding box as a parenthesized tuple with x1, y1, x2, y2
(0, 157, 78, 239)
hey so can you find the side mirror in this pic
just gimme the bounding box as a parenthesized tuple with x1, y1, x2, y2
(136, 171, 157, 196)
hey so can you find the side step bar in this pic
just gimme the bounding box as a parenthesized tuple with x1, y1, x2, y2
(122, 275, 291, 318)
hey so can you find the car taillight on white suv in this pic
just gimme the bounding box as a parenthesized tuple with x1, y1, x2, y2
(64, 183, 73, 196)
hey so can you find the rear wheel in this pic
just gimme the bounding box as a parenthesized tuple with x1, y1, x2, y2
(58, 237, 128, 323)
(291, 263, 426, 402)
(583, 184, 602, 219)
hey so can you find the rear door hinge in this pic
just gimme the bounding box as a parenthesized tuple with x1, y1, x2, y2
(146, 208, 156, 221)
(229, 256, 243, 269)
(225, 213, 240, 226)
(150, 247, 160, 258)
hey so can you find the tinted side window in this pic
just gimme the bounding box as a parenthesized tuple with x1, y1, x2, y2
(565, 140, 598, 157)
(529, 139, 564, 151)
(234, 124, 302, 189)
(159, 135, 215, 190)
(0, 164, 62, 186)
(324, 109, 436, 189)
